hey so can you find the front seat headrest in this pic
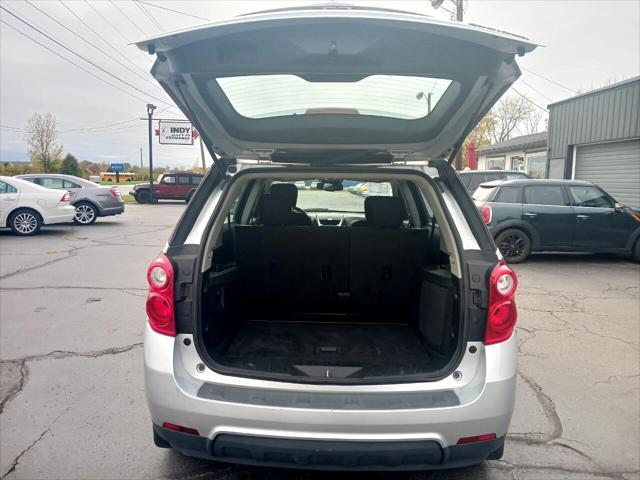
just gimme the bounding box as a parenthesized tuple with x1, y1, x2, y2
(257, 194, 292, 225)
(364, 196, 407, 228)
(269, 183, 298, 208)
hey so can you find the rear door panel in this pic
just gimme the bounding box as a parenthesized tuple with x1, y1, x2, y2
(523, 185, 575, 248)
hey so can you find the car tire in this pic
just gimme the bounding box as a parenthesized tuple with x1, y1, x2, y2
(495, 228, 531, 263)
(9, 208, 42, 236)
(136, 190, 151, 204)
(73, 202, 98, 225)
(632, 239, 640, 263)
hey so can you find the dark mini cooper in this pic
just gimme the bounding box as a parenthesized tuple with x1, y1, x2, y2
(474, 179, 640, 263)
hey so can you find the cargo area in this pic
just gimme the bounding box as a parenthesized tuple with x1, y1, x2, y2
(197, 180, 462, 383)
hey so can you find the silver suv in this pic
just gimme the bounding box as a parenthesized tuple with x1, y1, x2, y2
(139, 5, 532, 471)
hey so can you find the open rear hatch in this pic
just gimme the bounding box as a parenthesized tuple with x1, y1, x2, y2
(136, 5, 536, 164)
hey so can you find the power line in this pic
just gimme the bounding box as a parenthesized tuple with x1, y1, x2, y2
(521, 67, 578, 94)
(134, 1, 164, 32)
(59, 0, 153, 77)
(135, 1, 210, 22)
(108, 0, 148, 38)
(0, 18, 153, 106)
(511, 87, 548, 112)
(82, 0, 133, 44)
(519, 78, 553, 103)
(0, 5, 173, 106)
(0, 125, 28, 132)
(25, 0, 163, 93)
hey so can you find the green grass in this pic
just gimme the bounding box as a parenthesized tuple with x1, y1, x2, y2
(99, 180, 143, 186)
(121, 194, 136, 203)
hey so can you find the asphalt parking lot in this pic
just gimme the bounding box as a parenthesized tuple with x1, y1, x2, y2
(1, 203, 638, 480)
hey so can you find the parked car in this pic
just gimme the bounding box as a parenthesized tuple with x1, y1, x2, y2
(17, 174, 124, 225)
(137, 6, 536, 471)
(130, 172, 203, 203)
(473, 179, 640, 263)
(0, 175, 75, 235)
(458, 170, 529, 193)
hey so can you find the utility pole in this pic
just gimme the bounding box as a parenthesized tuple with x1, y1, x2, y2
(146, 104, 157, 203)
(432, 0, 465, 168)
(139, 147, 143, 172)
(456, 0, 463, 21)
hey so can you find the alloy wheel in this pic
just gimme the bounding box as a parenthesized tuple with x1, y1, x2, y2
(75, 204, 96, 224)
(499, 233, 526, 261)
(13, 212, 38, 234)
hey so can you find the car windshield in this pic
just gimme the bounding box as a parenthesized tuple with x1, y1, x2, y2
(473, 185, 498, 202)
(215, 75, 454, 120)
(273, 180, 393, 213)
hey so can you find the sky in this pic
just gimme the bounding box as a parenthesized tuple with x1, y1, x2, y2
(1, 0, 639, 168)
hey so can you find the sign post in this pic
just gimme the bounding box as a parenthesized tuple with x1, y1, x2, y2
(146, 104, 157, 203)
(110, 163, 124, 183)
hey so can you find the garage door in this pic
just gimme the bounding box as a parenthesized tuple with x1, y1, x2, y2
(574, 139, 640, 209)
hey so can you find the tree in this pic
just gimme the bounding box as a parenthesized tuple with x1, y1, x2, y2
(25, 113, 63, 173)
(462, 114, 496, 168)
(60, 153, 83, 177)
(490, 95, 536, 144)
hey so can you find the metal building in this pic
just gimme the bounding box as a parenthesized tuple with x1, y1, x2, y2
(546, 76, 640, 209)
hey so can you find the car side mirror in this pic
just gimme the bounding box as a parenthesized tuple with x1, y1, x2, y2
(614, 202, 625, 212)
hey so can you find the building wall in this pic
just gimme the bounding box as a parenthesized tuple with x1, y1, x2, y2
(547, 78, 640, 177)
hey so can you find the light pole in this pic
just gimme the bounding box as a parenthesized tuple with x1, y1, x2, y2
(146, 104, 157, 203)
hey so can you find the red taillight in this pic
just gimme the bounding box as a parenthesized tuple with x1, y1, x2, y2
(60, 191, 70, 202)
(109, 188, 120, 197)
(484, 261, 518, 345)
(162, 422, 199, 436)
(457, 433, 497, 445)
(481, 205, 492, 224)
(146, 253, 175, 336)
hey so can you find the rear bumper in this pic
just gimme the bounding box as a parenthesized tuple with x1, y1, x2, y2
(99, 204, 125, 216)
(44, 207, 76, 224)
(144, 325, 517, 470)
(153, 424, 505, 470)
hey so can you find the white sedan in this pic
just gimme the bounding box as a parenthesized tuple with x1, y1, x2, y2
(0, 175, 76, 235)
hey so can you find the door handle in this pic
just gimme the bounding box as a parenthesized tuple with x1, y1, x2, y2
(576, 214, 590, 220)
(524, 212, 537, 218)
(4, 197, 17, 201)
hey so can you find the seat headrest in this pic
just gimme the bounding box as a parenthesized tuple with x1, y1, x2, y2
(269, 183, 298, 208)
(364, 196, 407, 228)
(257, 194, 291, 225)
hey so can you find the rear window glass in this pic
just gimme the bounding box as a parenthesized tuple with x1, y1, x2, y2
(494, 186, 521, 204)
(178, 176, 191, 185)
(215, 75, 454, 120)
(524, 186, 566, 206)
(472, 186, 497, 202)
(271, 180, 393, 214)
(504, 172, 528, 180)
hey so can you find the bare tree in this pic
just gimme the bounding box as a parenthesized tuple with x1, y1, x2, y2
(25, 113, 63, 173)
(520, 109, 545, 135)
(490, 95, 535, 143)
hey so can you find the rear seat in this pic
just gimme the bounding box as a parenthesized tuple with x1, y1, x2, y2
(234, 195, 428, 314)
(349, 197, 428, 308)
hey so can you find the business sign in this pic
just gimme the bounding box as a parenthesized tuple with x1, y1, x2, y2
(158, 120, 194, 145)
(110, 163, 124, 172)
